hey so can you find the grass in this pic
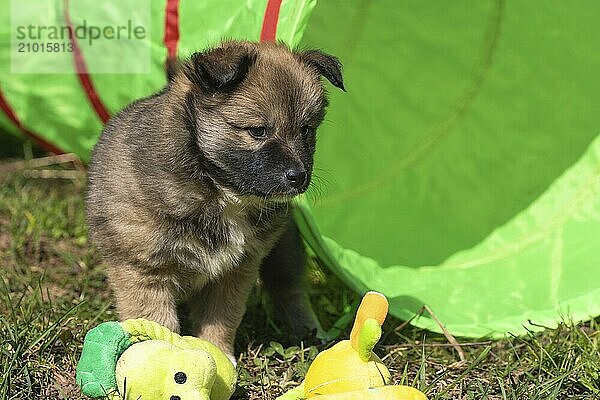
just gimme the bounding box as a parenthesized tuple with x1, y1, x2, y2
(1, 150, 599, 400)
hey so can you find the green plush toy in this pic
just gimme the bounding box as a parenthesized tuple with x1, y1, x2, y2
(76, 319, 237, 400)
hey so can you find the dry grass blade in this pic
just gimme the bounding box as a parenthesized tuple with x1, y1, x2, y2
(0, 153, 85, 181)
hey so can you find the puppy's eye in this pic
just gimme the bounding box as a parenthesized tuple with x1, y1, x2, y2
(301, 126, 314, 136)
(248, 127, 267, 139)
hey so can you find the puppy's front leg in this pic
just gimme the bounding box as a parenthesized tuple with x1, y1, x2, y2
(107, 264, 180, 333)
(188, 260, 260, 358)
(261, 218, 321, 337)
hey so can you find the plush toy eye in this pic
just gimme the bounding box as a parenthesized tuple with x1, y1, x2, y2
(170, 396, 181, 400)
(248, 127, 267, 139)
(174, 371, 187, 384)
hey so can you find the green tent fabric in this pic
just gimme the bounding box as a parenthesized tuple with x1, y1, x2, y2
(2, 0, 599, 338)
(296, 0, 600, 337)
(295, 136, 600, 337)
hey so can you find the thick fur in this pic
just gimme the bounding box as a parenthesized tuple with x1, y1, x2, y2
(86, 41, 343, 357)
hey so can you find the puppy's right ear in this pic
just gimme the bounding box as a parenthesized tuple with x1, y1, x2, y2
(299, 50, 345, 91)
(184, 44, 256, 92)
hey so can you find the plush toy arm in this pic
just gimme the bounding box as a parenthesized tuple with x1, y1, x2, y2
(120, 318, 182, 344)
(275, 381, 306, 400)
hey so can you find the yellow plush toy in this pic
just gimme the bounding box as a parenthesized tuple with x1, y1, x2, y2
(276, 292, 427, 400)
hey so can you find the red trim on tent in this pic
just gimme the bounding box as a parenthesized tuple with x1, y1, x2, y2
(63, 0, 110, 124)
(0, 89, 65, 154)
(260, 0, 282, 42)
(164, 0, 181, 59)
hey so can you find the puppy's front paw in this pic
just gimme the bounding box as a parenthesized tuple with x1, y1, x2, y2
(275, 294, 323, 340)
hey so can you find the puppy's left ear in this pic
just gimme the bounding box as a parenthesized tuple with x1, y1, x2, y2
(299, 50, 345, 91)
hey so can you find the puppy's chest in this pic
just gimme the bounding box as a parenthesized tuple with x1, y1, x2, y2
(169, 207, 284, 277)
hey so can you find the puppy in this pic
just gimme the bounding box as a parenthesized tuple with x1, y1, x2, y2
(85, 40, 344, 358)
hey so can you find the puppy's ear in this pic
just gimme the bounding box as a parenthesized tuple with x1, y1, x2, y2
(299, 50, 345, 91)
(185, 44, 256, 92)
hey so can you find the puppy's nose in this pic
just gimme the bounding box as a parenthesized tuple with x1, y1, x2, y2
(285, 169, 307, 188)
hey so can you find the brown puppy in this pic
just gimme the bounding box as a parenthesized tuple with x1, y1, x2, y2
(85, 40, 344, 358)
